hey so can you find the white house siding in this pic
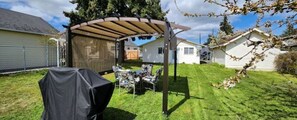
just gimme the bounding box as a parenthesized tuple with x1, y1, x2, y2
(125, 46, 139, 51)
(225, 32, 285, 71)
(176, 41, 200, 64)
(142, 38, 200, 64)
(142, 38, 173, 63)
(0, 30, 56, 72)
(212, 47, 226, 65)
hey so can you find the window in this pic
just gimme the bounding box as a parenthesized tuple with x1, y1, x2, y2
(133, 48, 137, 50)
(184, 47, 194, 55)
(127, 47, 130, 50)
(158, 47, 164, 54)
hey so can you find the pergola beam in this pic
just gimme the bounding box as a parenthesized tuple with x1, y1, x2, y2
(145, 23, 160, 33)
(87, 25, 124, 37)
(93, 23, 127, 36)
(126, 21, 149, 33)
(72, 32, 116, 42)
(155, 24, 164, 33)
(70, 17, 190, 41)
(76, 28, 116, 40)
(110, 21, 139, 34)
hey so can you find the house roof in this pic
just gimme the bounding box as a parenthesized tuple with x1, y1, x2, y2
(0, 8, 58, 35)
(210, 28, 270, 49)
(177, 37, 198, 45)
(283, 39, 297, 47)
(138, 37, 201, 47)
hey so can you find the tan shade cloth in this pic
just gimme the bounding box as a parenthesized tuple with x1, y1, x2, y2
(71, 17, 190, 41)
(72, 36, 115, 72)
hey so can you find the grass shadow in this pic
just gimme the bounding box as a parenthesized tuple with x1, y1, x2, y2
(167, 78, 189, 115)
(103, 107, 137, 120)
(154, 76, 197, 115)
(120, 60, 143, 69)
(121, 60, 164, 70)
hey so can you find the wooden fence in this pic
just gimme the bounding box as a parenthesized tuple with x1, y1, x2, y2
(125, 50, 139, 60)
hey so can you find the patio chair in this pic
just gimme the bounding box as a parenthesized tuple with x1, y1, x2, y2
(112, 66, 122, 87)
(142, 67, 163, 92)
(112, 65, 123, 72)
(118, 71, 136, 98)
(141, 64, 153, 76)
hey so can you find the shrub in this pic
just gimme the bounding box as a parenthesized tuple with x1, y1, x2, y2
(274, 51, 297, 75)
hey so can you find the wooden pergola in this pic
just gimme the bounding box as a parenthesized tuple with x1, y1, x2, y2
(65, 17, 190, 115)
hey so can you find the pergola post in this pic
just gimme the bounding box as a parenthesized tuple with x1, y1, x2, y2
(66, 26, 73, 67)
(174, 49, 177, 82)
(162, 21, 170, 115)
(118, 40, 125, 64)
(171, 36, 177, 82)
(115, 41, 118, 65)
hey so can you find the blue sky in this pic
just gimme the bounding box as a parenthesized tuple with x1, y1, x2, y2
(0, 0, 289, 46)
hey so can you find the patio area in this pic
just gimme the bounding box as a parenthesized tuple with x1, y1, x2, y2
(1, 63, 297, 119)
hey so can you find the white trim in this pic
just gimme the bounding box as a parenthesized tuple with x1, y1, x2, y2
(177, 38, 198, 46)
(0, 28, 57, 36)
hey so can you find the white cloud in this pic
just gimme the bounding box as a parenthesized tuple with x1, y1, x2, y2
(0, 0, 20, 2)
(22, 0, 76, 22)
(161, 0, 240, 42)
(11, 5, 53, 21)
(1, 0, 76, 30)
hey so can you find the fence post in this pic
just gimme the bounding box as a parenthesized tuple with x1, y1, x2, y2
(23, 46, 26, 70)
(46, 43, 49, 67)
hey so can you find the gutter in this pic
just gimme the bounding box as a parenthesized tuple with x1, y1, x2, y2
(0, 27, 58, 37)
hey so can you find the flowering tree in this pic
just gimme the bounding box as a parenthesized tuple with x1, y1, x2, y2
(175, 0, 297, 89)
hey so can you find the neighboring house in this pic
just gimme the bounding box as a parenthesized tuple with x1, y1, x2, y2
(140, 37, 201, 64)
(125, 39, 139, 51)
(124, 39, 140, 60)
(283, 39, 297, 51)
(0, 8, 58, 72)
(210, 28, 286, 71)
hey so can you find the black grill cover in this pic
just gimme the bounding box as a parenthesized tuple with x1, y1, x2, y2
(39, 68, 114, 120)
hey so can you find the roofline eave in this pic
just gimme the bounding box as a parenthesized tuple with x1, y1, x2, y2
(0, 27, 58, 37)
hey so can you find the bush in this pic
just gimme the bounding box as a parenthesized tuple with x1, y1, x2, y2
(274, 51, 297, 75)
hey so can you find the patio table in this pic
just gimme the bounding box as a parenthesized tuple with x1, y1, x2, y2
(133, 69, 145, 93)
(135, 69, 144, 76)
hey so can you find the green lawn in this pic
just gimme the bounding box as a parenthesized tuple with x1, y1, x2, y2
(0, 64, 297, 119)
